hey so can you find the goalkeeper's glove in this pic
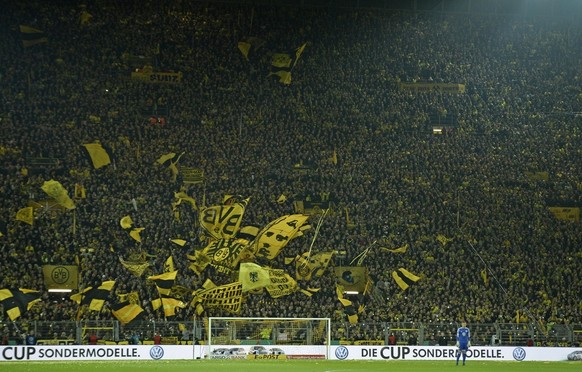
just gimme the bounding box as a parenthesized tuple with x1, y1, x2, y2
(456, 341, 459, 348)
(467, 341, 471, 348)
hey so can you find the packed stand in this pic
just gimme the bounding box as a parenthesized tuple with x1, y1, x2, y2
(0, 0, 581, 343)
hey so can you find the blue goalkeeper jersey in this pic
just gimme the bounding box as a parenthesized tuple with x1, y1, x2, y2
(457, 326, 470, 348)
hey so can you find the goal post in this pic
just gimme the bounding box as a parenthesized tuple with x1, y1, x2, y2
(207, 317, 331, 360)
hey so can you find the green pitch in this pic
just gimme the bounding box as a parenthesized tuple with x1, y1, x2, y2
(1, 360, 580, 372)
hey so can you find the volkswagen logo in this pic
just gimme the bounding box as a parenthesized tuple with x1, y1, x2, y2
(150, 345, 164, 360)
(335, 346, 349, 360)
(512, 347, 526, 361)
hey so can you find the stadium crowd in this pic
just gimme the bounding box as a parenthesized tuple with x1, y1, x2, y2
(1, 0, 581, 344)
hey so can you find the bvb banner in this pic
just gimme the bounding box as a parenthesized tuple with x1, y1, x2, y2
(130, 71, 183, 84)
(399, 82, 465, 93)
(42, 265, 79, 290)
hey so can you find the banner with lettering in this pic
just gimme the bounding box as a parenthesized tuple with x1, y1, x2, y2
(131, 71, 183, 84)
(42, 265, 79, 290)
(399, 83, 465, 93)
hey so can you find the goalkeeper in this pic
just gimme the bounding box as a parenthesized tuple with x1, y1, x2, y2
(455, 321, 471, 366)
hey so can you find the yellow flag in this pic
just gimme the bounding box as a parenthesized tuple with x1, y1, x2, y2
(120, 215, 133, 229)
(436, 234, 453, 246)
(294, 42, 307, 67)
(129, 227, 145, 242)
(237, 41, 251, 60)
(170, 239, 187, 246)
(173, 192, 197, 210)
(156, 152, 176, 165)
(83, 143, 111, 169)
(239, 263, 272, 292)
(271, 53, 292, 68)
(381, 244, 409, 254)
(152, 297, 185, 317)
(481, 268, 489, 287)
(164, 256, 175, 273)
(16, 207, 34, 225)
(41, 180, 75, 210)
(269, 70, 291, 85)
(119, 257, 150, 277)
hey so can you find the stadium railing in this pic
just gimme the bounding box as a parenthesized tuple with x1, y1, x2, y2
(0, 320, 579, 347)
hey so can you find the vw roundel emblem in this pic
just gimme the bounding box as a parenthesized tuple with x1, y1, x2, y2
(335, 346, 349, 360)
(150, 345, 164, 360)
(512, 347, 526, 361)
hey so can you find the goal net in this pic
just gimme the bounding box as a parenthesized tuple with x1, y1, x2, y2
(206, 317, 331, 359)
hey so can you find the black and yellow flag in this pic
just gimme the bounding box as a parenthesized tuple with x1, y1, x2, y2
(148, 271, 177, 296)
(335, 285, 358, 324)
(252, 214, 310, 260)
(70, 281, 115, 311)
(295, 251, 334, 281)
(205, 238, 249, 274)
(268, 42, 307, 85)
(15, 207, 34, 225)
(42, 265, 79, 290)
(0, 288, 42, 320)
(118, 291, 140, 305)
(271, 53, 292, 68)
(187, 248, 212, 275)
(119, 256, 150, 277)
(335, 266, 369, 293)
(111, 301, 145, 326)
(199, 198, 249, 240)
(391, 268, 421, 291)
(237, 36, 265, 61)
(19, 25, 48, 47)
(172, 191, 197, 211)
(265, 272, 298, 298)
(151, 297, 186, 317)
(269, 70, 292, 85)
(164, 256, 175, 273)
(82, 143, 111, 169)
(191, 281, 243, 314)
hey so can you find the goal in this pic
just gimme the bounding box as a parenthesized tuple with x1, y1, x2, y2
(206, 317, 331, 359)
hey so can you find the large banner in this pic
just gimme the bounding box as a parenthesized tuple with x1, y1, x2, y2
(399, 82, 465, 93)
(0, 345, 202, 361)
(130, 71, 183, 84)
(329, 345, 581, 362)
(1, 345, 579, 362)
(42, 265, 79, 290)
(548, 207, 580, 222)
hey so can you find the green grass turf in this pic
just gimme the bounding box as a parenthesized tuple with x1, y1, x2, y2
(1, 360, 581, 372)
